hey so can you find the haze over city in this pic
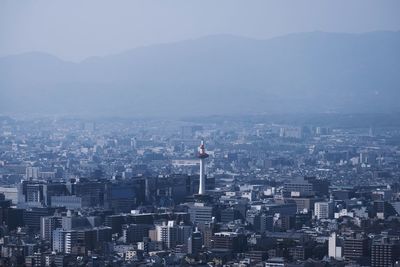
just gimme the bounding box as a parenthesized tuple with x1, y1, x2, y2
(1, 1, 400, 267)
(1, 0, 400, 117)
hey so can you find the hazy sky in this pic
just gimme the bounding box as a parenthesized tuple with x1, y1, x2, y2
(1, 0, 399, 61)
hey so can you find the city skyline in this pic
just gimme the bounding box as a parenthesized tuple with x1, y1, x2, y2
(1, 1, 400, 266)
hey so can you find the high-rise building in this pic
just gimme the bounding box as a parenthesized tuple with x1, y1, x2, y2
(198, 222, 215, 249)
(24, 207, 58, 231)
(52, 227, 111, 254)
(52, 229, 81, 254)
(122, 224, 152, 243)
(371, 237, 400, 267)
(20, 182, 44, 207)
(41, 216, 62, 243)
(42, 183, 69, 206)
(314, 201, 333, 220)
(155, 221, 178, 249)
(177, 223, 192, 247)
(283, 178, 314, 197)
(328, 232, 342, 259)
(74, 180, 107, 208)
(153, 221, 193, 250)
(211, 232, 247, 253)
(188, 202, 213, 225)
(342, 234, 369, 260)
(188, 228, 203, 254)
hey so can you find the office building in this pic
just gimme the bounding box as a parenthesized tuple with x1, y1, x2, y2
(314, 201, 333, 220)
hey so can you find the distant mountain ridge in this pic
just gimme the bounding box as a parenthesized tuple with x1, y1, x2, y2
(1, 31, 399, 116)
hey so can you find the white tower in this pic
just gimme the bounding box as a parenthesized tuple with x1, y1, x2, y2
(197, 140, 209, 195)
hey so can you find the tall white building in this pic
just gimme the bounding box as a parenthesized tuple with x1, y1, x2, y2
(52, 229, 79, 254)
(155, 221, 178, 249)
(328, 232, 342, 259)
(155, 221, 193, 250)
(314, 201, 333, 220)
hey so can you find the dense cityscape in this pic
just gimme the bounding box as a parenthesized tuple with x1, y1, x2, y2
(1, 1, 400, 266)
(0, 114, 400, 266)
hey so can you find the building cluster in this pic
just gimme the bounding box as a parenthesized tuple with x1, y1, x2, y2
(0, 115, 400, 266)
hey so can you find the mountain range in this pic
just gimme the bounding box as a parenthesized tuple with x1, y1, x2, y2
(1, 31, 399, 117)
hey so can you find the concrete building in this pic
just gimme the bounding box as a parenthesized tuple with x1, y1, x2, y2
(328, 232, 342, 259)
(314, 201, 333, 220)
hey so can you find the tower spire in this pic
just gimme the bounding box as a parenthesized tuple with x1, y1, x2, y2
(197, 140, 209, 195)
